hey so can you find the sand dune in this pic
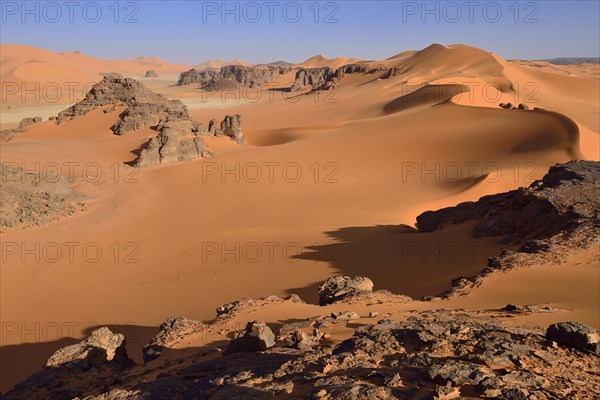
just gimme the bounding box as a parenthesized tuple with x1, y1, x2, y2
(300, 54, 363, 69)
(1, 43, 598, 393)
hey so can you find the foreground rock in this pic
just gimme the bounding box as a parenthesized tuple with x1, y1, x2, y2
(46, 327, 132, 369)
(7, 311, 599, 399)
(546, 322, 600, 355)
(224, 321, 276, 354)
(318, 275, 374, 305)
(0, 163, 88, 230)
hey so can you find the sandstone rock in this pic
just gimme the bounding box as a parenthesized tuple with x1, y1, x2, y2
(499, 102, 513, 109)
(517, 103, 529, 110)
(145, 70, 159, 77)
(0, 116, 43, 142)
(219, 114, 245, 144)
(434, 383, 461, 400)
(318, 275, 374, 305)
(143, 317, 206, 362)
(0, 163, 88, 231)
(416, 161, 600, 242)
(57, 76, 191, 135)
(46, 327, 132, 369)
(225, 321, 276, 354)
(177, 65, 291, 89)
(546, 322, 600, 354)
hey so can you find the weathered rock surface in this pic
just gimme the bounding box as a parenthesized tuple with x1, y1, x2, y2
(143, 317, 207, 362)
(291, 63, 386, 91)
(0, 163, 88, 230)
(417, 161, 599, 242)
(0, 116, 42, 142)
(46, 327, 132, 369)
(51, 76, 246, 167)
(318, 275, 374, 305)
(144, 70, 159, 77)
(546, 322, 600, 355)
(416, 161, 599, 297)
(177, 65, 291, 89)
(224, 321, 276, 354)
(56, 76, 191, 135)
(5, 304, 600, 399)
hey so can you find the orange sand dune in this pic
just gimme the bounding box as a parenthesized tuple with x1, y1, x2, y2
(1, 43, 598, 392)
(299, 54, 363, 69)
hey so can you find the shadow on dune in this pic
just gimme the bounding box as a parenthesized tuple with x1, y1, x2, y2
(382, 83, 470, 114)
(286, 222, 506, 305)
(512, 109, 581, 158)
(0, 324, 158, 394)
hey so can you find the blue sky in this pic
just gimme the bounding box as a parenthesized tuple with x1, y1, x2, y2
(1, 1, 599, 64)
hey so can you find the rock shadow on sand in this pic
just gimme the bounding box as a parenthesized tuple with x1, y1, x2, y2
(287, 221, 505, 304)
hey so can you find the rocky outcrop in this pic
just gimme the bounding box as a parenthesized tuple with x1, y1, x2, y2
(212, 114, 244, 144)
(318, 275, 374, 305)
(143, 317, 207, 362)
(8, 310, 599, 399)
(144, 70, 158, 77)
(415, 161, 599, 298)
(177, 65, 291, 89)
(0, 116, 42, 143)
(416, 161, 599, 242)
(0, 163, 88, 231)
(546, 322, 600, 355)
(224, 321, 276, 354)
(56, 76, 191, 135)
(46, 327, 132, 369)
(291, 63, 386, 91)
(51, 76, 246, 167)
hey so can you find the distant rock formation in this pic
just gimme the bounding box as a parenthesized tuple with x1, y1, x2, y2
(0, 163, 88, 231)
(0, 116, 42, 143)
(291, 63, 386, 92)
(56, 76, 190, 135)
(145, 70, 159, 77)
(51, 76, 246, 167)
(177, 65, 291, 89)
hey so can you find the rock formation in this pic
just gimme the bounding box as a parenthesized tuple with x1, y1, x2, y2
(224, 321, 276, 354)
(56, 76, 191, 135)
(51, 76, 246, 167)
(416, 161, 599, 242)
(144, 70, 159, 77)
(318, 275, 375, 305)
(546, 322, 600, 355)
(177, 65, 291, 89)
(0, 163, 88, 231)
(291, 63, 386, 92)
(46, 327, 132, 369)
(0, 116, 42, 143)
(416, 161, 599, 297)
(6, 307, 599, 399)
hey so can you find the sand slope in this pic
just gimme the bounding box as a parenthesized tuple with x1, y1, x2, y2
(0, 43, 598, 392)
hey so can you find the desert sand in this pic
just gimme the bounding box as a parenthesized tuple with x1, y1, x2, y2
(0, 43, 598, 395)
